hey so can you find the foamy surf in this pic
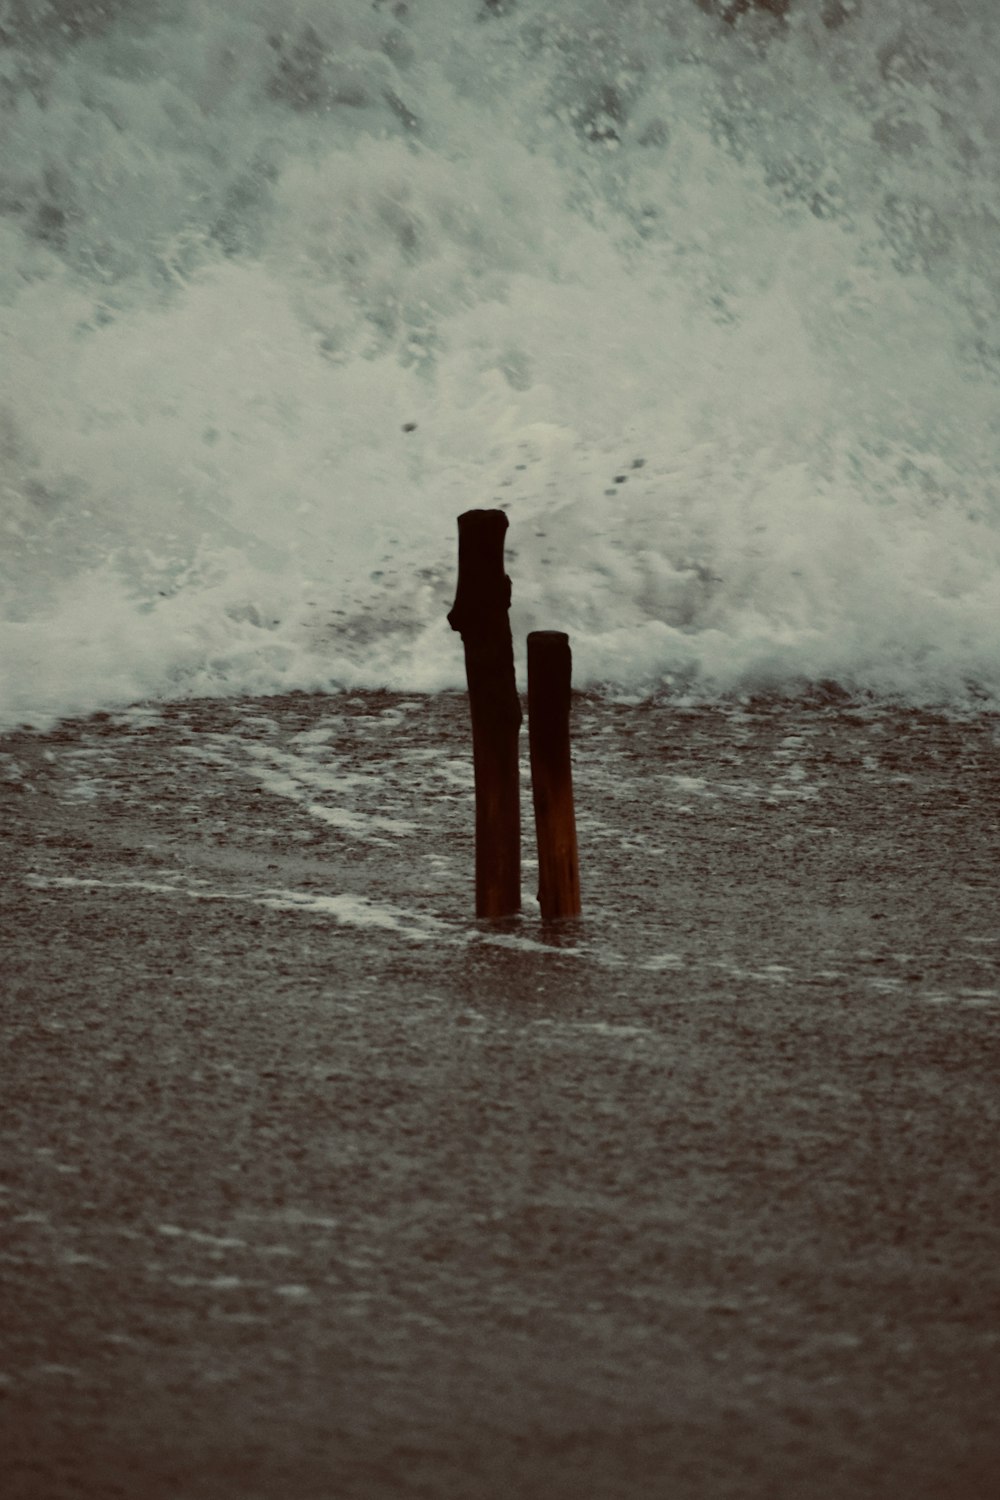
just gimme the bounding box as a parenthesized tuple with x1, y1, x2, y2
(2, 1, 1000, 727)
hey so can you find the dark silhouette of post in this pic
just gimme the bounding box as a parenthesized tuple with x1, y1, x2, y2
(527, 630, 581, 919)
(448, 510, 522, 918)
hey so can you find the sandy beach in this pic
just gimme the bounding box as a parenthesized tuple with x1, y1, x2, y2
(2, 690, 999, 1498)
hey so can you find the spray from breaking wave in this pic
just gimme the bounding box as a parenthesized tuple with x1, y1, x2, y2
(2, 0, 999, 726)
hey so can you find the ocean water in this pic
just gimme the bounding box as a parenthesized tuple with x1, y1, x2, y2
(2, 0, 999, 729)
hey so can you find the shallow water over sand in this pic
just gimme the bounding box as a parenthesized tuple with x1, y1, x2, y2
(6, 689, 1000, 973)
(3, 693, 999, 1498)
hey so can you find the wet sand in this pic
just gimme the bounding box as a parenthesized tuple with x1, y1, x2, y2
(2, 691, 999, 1499)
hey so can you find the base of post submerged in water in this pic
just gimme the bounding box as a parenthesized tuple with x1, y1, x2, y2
(527, 630, 581, 920)
(447, 509, 522, 919)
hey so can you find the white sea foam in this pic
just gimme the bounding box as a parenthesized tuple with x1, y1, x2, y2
(23, 871, 448, 939)
(238, 743, 419, 835)
(2, 0, 1000, 727)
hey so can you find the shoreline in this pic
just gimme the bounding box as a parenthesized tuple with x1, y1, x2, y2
(2, 691, 999, 1498)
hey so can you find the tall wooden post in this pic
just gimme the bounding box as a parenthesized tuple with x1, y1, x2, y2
(527, 630, 581, 919)
(448, 510, 522, 918)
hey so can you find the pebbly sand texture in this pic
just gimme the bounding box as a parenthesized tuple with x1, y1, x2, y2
(2, 690, 999, 1499)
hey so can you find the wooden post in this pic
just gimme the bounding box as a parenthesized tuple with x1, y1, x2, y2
(527, 630, 581, 919)
(447, 510, 522, 918)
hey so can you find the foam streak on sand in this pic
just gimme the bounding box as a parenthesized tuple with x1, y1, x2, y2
(25, 872, 445, 941)
(2, 2, 1000, 726)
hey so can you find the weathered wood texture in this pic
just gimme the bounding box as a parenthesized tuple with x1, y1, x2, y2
(527, 630, 581, 919)
(448, 509, 522, 918)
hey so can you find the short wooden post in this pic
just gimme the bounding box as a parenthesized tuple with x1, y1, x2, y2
(447, 510, 522, 918)
(527, 630, 581, 919)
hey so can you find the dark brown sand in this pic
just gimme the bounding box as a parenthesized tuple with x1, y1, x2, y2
(2, 691, 999, 1499)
